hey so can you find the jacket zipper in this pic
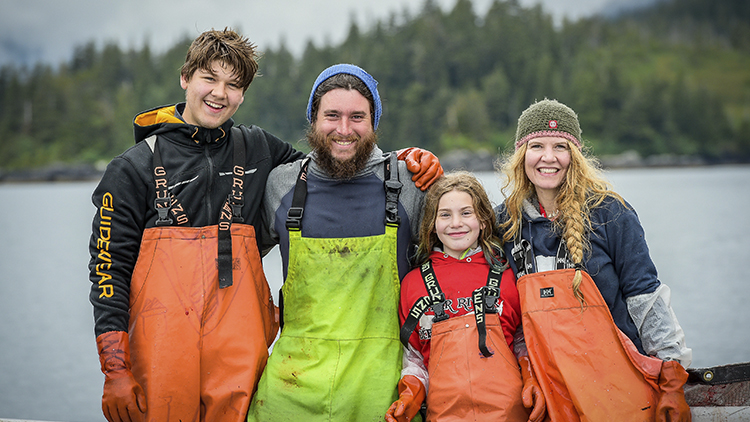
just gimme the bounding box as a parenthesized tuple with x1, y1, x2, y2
(205, 144, 215, 221)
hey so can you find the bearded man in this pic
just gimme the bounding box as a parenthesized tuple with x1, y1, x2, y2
(248, 64, 436, 421)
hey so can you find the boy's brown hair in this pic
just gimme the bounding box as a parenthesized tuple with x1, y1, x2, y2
(180, 28, 259, 92)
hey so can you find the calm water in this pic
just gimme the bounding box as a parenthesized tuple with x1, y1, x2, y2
(1, 166, 749, 421)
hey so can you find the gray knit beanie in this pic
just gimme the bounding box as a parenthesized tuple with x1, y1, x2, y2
(515, 99, 582, 150)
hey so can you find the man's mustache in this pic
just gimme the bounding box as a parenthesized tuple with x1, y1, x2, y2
(328, 133, 360, 144)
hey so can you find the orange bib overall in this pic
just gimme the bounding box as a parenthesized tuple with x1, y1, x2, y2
(402, 260, 528, 421)
(426, 313, 529, 421)
(518, 268, 663, 421)
(128, 224, 277, 422)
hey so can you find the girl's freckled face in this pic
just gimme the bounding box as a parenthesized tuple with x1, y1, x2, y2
(434, 190, 483, 260)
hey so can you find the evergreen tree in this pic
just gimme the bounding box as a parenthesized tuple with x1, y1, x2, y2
(0, 0, 747, 173)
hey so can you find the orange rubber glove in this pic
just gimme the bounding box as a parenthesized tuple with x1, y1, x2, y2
(385, 375, 426, 422)
(519, 356, 546, 422)
(656, 360, 691, 422)
(97, 331, 147, 422)
(396, 147, 444, 190)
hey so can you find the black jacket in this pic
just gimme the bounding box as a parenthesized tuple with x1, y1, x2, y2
(88, 103, 304, 336)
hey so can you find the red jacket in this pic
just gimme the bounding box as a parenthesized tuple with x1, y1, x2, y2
(399, 250, 522, 367)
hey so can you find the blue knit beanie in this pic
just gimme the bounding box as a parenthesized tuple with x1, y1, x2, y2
(306, 64, 382, 130)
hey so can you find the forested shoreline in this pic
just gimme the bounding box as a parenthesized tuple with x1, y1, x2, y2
(1, 0, 748, 181)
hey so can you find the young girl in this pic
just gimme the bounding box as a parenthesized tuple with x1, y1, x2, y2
(386, 171, 545, 422)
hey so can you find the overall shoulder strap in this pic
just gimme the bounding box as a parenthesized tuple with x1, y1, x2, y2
(399, 260, 449, 347)
(384, 152, 402, 227)
(555, 239, 576, 270)
(149, 135, 189, 226)
(285, 157, 311, 231)
(217, 130, 247, 289)
(472, 264, 505, 357)
(511, 237, 534, 277)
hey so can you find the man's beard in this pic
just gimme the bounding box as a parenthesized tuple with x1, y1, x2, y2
(307, 128, 377, 180)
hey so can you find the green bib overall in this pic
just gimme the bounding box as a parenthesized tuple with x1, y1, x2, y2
(248, 226, 402, 421)
(249, 155, 409, 421)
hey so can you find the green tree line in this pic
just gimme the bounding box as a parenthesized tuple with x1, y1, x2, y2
(1, 0, 749, 172)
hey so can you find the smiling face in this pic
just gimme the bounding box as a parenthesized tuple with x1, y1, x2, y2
(434, 189, 484, 259)
(307, 87, 377, 179)
(180, 60, 245, 129)
(524, 136, 572, 199)
(314, 88, 374, 161)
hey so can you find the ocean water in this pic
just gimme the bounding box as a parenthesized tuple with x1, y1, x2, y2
(1, 165, 748, 421)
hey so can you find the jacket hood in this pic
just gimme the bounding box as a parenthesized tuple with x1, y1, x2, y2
(132, 103, 235, 145)
(496, 197, 546, 226)
(522, 197, 545, 221)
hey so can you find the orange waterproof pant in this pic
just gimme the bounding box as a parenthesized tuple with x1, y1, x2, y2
(427, 313, 529, 421)
(518, 269, 663, 422)
(128, 224, 278, 422)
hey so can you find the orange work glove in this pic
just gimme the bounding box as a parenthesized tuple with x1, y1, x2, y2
(519, 355, 546, 422)
(385, 375, 426, 422)
(96, 331, 147, 422)
(396, 147, 444, 190)
(656, 360, 691, 422)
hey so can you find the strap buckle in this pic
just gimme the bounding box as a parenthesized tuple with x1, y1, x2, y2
(384, 180, 402, 226)
(385, 179, 403, 192)
(285, 207, 304, 231)
(229, 194, 244, 222)
(483, 286, 500, 313)
(154, 197, 173, 226)
(431, 293, 450, 322)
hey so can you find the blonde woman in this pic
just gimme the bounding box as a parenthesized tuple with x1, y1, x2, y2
(496, 99, 692, 422)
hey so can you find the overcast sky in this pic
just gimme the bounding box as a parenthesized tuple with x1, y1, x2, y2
(0, 0, 630, 68)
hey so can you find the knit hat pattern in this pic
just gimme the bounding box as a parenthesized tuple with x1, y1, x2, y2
(515, 99, 582, 150)
(306, 63, 382, 130)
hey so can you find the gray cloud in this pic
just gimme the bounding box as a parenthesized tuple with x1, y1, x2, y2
(0, 0, 617, 67)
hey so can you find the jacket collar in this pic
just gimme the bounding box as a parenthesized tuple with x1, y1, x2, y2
(133, 103, 234, 146)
